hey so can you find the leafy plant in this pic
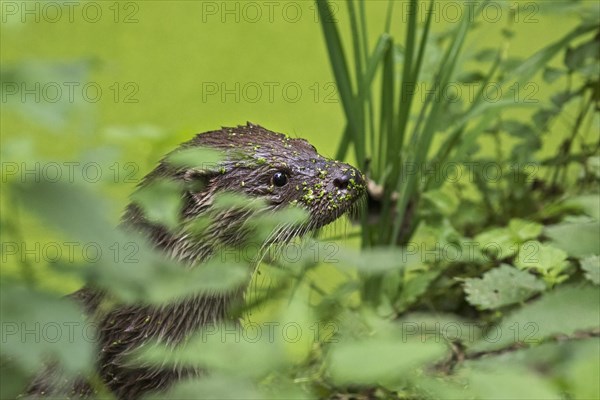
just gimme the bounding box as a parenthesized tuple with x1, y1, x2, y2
(311, 0, 600, 398)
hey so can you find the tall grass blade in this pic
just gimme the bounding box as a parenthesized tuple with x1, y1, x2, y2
(316, 0, 362, 163)
(391, 1, 479, 244)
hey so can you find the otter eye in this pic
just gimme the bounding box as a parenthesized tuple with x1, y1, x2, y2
(272, 171, 288, 187)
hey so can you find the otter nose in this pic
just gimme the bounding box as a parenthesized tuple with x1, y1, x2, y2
(333, 173, 351, 189)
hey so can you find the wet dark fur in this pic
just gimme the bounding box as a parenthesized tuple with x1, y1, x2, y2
(25, 123, 366, 399)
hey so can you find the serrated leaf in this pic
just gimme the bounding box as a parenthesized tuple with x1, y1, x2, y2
(395, 270, 440, 312)
(508, 219, 542, 241)
(474, 227, 518, 259)
(545, 221, 600, 258)
(469, 285, 600, 353)
(515, 240, 569, 278)
(580, 255, 600, 285)
(464, 264, 546, 310)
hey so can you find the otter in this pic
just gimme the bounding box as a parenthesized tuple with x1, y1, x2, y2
(25, 123, 366, 399)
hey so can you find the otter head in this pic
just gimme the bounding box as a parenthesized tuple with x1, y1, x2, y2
(180, 123, 366, 230)
(126, 123, 366, 261)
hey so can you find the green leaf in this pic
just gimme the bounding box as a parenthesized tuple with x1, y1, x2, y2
(396, 313, 482, 346)
(468, 285, 600, 353)
(130, 179, 183, 231)
(464, 264, 546, 310)
(503, 120, 536, 138)
(422, 189, 459, 217)
(501, 28, 515, 39)
(508, 219, 543, 241)
(1, 60, 93, 131)
(550, 90, 575, 108)
(457, 71, 485, 83)
(0, 357, 30, 400)
(509, 23, 596, 86)
(149, 374, 310, 400)
(97, 246, 250, 304)
(564, 194, 600, 219)
(336, 247, 407, 274)
(564, 339, 600, 400)
(420, 366, 561, 400)
(145, 374, 263, 400)
(545, 221, 600, 258)
(565, 38, 600, 71)
(212, 191, 267, 211)
(587, 156, 600, 179)
(327, 337, 446, 386)
(474, 227, 517, 259)
(532, 108, 559, 130)
(474, 48, 498, 62)
(395, 270, 440, 312)
(0, 284, 94, 374)
(580, 255, 600, 285)
(138, 323, 286, 379)
(515, 241, 569, 280)
(13, 180, 116, 245)
(466, 367, 560, 400)
(165, 146, 224, 170)
(542, 66, 564, 83)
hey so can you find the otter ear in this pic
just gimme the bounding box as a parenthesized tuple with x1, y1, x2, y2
(166, 146, 225, 191)
(182, 168, 218, 193)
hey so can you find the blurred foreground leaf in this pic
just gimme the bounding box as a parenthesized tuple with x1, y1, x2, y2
(420, 366, 561, 400)
(137, 323, 287, 379)
(0, 283, 95, 398)
(130, 179, 183, 231)
(144, 373, 312, 400)
(165, 146, 224, 170)
(327, 336, 446, 386)
(13, 179, 250, 304)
